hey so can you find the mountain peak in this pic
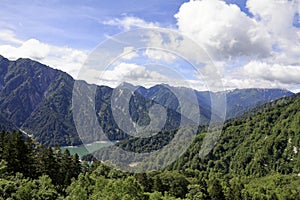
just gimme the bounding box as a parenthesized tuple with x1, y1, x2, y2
(0, 56, 295, 146)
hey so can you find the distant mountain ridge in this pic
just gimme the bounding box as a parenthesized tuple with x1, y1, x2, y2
(0, 55, 294, 146)
(94, 92, 300, 172)
(136, 84, 293, 121)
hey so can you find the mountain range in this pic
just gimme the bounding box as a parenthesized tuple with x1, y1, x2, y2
(0, 55, 294, 146)
(92, 89, 300, 174)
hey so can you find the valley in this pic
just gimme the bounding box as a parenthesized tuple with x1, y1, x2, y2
(60, 140, 114, 158)
(0, 55, 299, 199)
(0, 83, 299, 199)
(1, 0, 299, 199)
(0, 55, 293, 147)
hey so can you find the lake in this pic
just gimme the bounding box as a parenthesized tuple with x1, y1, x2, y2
(60, 141, 114, 158)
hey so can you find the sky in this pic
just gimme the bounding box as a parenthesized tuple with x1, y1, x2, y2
(0, 0, 299, 92)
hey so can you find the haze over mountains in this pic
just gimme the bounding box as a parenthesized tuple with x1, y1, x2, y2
(0, 55, 294, 146)
(98, 90, 300, 175)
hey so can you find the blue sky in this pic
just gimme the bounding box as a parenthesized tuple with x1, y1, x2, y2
(0, 0, 253, 49)
(0, 0, 299, 92)
(0, 0, 188, 49)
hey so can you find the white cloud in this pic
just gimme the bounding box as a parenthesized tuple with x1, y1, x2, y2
(0, 38, 50, 60)
(175, 0, 272, 61)
(97, 62, 168, 87)
(89, 61, 211, 91)
(103, 16, 160, 31)
(144, 48, 177, 63)
(247, 0, 300, 65)
(222, 77, 291, 90)
(241, 61, 300, 85)
(247, 0, 297, 35)
(292, 88, 300, 93)
(0, 30, 88, 77)
(173, 0, 300, 91)
(221, 61, 300, 91)
(1, 1, 299, 92)
(121, 46, 139, 60)
(0, 29, 22, 45)
(144, 29, 211, 65)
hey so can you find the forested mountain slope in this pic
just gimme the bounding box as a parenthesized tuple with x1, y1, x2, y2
(1, 97, 299, 199)
(170, 93, 300, 176)
(0, 55, 294, 146)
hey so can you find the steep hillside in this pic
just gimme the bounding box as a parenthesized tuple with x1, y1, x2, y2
(1, 93, 300, 199)
(170, 93, 300, 176)
(0, 55, 294, 146)
(0, 56, 58, 127)
(0, 56, 189, 146)
(21, 71, 77, 146)
(0, 114, 17, 132)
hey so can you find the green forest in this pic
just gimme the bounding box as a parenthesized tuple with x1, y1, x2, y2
(0, 93, 300, 199)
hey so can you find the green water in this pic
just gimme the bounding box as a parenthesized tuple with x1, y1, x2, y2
(60, 141, 114, 158)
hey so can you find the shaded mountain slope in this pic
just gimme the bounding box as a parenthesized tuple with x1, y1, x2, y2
(0, 55, 294, 146)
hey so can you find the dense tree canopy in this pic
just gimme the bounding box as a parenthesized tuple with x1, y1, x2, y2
(0, 94, 300, 199)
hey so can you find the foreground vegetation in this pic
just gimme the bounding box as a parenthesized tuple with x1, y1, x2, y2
(0, 94, 300, 199)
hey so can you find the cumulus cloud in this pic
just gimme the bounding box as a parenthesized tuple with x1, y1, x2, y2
(1, 1, 299, 92)
(0, 38, 50, 60)
(56, 0, 300, 93)
(103, 16, 160, 31)
(175, 0, 272, 61)
(222, 77, 291, 90)
(247, 0, 300, 65)
(144, 29, 213, 65)
(221, 61, 300, 91)
(0, 30, 88, 77)
(120, 45, 177, 63)
(86, 61, 210, 91)
(247, 0, 297, 35)
(241, 61, 300, 85)
(174, 0, 300, 64)
(173, 0, 300, 91)
(97, 62, 168, 87)
(144, 48, 177, 63)
(121, 46, 139, 60)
